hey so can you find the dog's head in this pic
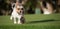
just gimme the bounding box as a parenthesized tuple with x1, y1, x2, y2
(16, 5, 24, 14)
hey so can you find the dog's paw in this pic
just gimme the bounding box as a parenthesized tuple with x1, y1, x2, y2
(18, 23, 22, 24)
(10, 17, 12, 20)
(18, 22, 22, 24)
(14, 22, 16, 24)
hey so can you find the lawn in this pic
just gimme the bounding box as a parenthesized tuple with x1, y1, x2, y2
(0, 14, 60, 29)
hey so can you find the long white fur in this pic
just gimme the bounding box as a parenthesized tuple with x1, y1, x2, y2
(10, 4, 23, 24)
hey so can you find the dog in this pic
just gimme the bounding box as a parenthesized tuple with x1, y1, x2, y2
(10, 3, 25, 24)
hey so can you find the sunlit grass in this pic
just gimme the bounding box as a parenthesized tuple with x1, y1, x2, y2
(0, 14, 60, 29)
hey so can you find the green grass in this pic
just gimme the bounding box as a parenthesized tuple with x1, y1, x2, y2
(0, 14, 60, 29)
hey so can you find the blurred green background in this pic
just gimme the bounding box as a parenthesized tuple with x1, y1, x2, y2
(0, 0, 60, 15)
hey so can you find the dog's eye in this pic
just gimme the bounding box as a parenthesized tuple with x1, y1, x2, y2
(21, 8, 23, 10)
(18, 8, 20, 10)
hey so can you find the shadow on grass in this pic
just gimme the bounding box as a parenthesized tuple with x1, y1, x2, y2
(27, 19, 59, 24)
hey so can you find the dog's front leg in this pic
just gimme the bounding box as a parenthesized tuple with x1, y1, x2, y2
(10, 15, 13, 20)
(18, 16, 22, 24)
(14, 17, 16, 24)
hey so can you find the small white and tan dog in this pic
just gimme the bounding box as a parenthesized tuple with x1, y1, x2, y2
(10, 2, 24, 24)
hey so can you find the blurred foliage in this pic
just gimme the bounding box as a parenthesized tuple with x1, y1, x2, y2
(0, 0, 60, 15)
(24, 0, 37, 10)
(0, 0, 11, 15)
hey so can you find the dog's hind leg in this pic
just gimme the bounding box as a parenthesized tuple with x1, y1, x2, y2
(21, 17, 25, 24)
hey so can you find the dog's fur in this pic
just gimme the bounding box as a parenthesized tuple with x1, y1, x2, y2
(10, 3, 25, 24)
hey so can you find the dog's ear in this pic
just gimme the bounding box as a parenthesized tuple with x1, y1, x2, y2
(12, 3, 15, 9)
(13, 5, 15, 8)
